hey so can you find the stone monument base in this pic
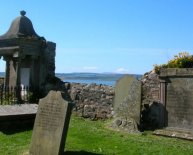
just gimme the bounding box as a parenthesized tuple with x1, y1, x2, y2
(153, 127, 193, 141)
(110, 117, 140, 133)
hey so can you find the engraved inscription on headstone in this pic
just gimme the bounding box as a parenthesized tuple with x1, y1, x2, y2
(166, 78, 193, 129)
(29, 91, 73, 155)
(160, 68, 193, 131)
(113, 75, 141, 131)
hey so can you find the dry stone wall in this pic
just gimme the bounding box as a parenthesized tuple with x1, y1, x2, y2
(141, 70, 160, 107)
(61, 72, 160, 122)
(63, 82, 115, 120)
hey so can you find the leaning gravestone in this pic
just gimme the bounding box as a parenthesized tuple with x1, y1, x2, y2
(29, 91, 73, 155)
(112, 75, 141, 132)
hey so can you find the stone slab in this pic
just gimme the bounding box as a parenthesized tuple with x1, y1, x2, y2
(0, 104, 37, 130)
(159, 68, 193, 136)
(29, 91, 73, 155)
(166, 77, 193, 130)
(0, 104, 38, 116)
(160, 68, 193, 77)
(154, 128, 193, 141)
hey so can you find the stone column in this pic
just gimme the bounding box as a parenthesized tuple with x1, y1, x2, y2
(3, 57, 10, 86)
(160, 79, 166, 127)
(160, 79, 166, 106)
(16, 60, 21, 86)
(15, 59, 22, 102)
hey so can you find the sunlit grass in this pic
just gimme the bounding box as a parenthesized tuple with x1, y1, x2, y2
(65, 116, 193, 155)
(0, 115, 193, 155)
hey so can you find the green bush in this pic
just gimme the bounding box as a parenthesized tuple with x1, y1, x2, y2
(154, 52, 193, 74)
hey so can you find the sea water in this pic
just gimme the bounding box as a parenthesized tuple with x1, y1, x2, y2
(63, 79, 116, 86)
(57, 73, 142, 86)
(0, 72, 142, 87)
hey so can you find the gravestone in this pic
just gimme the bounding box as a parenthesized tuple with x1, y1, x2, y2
(155, 68, 193, 140)
(112, 75, 141, 132)
(29, 91, 73, 155)
(160, 68, 193, 130)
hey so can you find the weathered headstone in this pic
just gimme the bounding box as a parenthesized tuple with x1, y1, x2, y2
(29, 91, 73, 155)
(112, 75, 141, 132)
(155, 68, 193, 140)
(160, 68, 193, 130)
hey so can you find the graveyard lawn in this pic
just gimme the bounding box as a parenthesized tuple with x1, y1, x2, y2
(0, 115, 193, 155)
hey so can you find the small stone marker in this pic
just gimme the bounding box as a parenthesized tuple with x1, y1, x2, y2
(112, 75, 141, 132)
(29, 91, 73, 155)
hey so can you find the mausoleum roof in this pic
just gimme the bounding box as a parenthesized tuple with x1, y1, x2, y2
(0, 11, 41, 40)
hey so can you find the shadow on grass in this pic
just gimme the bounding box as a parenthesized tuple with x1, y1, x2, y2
(64, 151, 102, 155)
(0, 123, 33, 135)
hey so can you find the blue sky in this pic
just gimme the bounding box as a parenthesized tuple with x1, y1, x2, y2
(0, 0, 193, 74)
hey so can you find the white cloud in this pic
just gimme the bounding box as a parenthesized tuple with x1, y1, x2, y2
(114, 67, 129, 73)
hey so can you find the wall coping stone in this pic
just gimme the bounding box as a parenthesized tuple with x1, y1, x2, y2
(159, 68, 193, 77)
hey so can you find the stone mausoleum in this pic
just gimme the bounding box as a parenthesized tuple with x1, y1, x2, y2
(0, 11, 56, 96)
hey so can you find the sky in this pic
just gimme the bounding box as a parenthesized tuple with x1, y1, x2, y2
(0, 0, 193, 74)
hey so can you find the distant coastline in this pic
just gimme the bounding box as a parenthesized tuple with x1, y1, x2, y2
(57, 73, 142, 86)
(0, 72, 142, 86)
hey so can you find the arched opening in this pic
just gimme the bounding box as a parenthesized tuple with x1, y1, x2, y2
(0, 58, 5, 85)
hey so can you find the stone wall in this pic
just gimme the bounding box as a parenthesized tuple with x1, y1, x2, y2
(141, 70, 162, 129)
(44, 41, 56, 78)
(63, 82, 114, 120)
(141, 70, 160, 107)
(60, 71, 161, 122)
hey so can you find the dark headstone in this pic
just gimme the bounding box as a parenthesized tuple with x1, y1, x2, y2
(29, 91, 73, 155)
(112, 75, 141, 132)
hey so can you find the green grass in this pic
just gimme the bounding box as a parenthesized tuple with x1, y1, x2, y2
(0, 130, 31, 155)
(0, 115, 193, 155)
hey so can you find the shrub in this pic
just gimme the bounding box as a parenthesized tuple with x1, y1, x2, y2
(154, 52, 193, 74)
